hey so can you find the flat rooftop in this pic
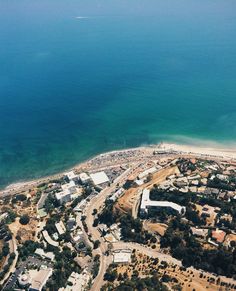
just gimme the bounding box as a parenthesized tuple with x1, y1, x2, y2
(113, 250, 132, 263)
(90, 171, 109, 186)
(140, 189, 186, 214)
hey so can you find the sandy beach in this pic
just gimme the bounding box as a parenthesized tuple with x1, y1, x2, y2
(161, 142, 236, 159)
(1, 142, 236, 198)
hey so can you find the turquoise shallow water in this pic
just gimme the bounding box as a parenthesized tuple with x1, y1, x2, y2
(0, 0, 236, 188)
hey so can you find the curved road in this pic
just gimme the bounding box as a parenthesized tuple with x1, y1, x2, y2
(83, 159, 236, 290)
(84, 167, 133, 291)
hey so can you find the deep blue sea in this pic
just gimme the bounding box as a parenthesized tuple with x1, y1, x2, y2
(0, 0, 236, 188)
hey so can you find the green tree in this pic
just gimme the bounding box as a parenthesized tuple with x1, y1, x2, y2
(19, 215, 30, 225)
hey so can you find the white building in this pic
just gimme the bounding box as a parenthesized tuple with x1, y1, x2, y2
(55, 190, 71, 205)
(65, 171, 79, 182)
(73, 199, 87, 212)
(134, 179, 144, 186)
(55, 181, 77, 204)
(109, 188, 124, 202)
(113, 250, 132, 264)
(72, 230, 83, 243)
(140, 189, 186, 216)
(55, 221, 66, 235)
(90, 171, 110, 186)
(138, 166, 158, 180)
(216, 174, 229, 182)
(42, 230, 59, 247)
(79, 173, 91, 184)
(61, 181, 77, 194)
(18, 273, 30, 287)
(0, 212, 8, 222)
(59, 269, 91, 291)
(29, 268, 53, 291)
(190, 180, 199, 186)
(35, 248, 55, 261)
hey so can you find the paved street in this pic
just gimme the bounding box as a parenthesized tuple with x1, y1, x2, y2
(84, 167, 133, 291)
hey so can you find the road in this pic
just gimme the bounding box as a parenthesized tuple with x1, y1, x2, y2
(112, 241, 182, 266)
(84, 160, 185, 290)
(0, 238, 18, 287)
(85, 188, 121, 290)
(84, 167, 133, 291)
(83, 160, 236, 291)
(111, 242, 236, 288)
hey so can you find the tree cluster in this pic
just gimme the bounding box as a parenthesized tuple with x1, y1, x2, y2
(47, 246, 80, 289)
(120, 214, 155, 244)
(161, 218, 236, 278)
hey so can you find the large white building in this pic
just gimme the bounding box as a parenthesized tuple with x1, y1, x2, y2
(55, 221, 66, 235)
(55, 181, 77, 204)
(65, 171, 79, 182)
(79, 172, 91, 184)
(61, 181, 77, 194)
(138, 166, 159, 180)
(55, 190, 71, 205)
(90, 171, 109, 186)
(42, 230, 59, 247)
(28, 268, 53, 291)
(35, 248, 55, 261)
(113, 250, 132, 264)
(140, 189, 186, 216)
(58, 269, 91, 291)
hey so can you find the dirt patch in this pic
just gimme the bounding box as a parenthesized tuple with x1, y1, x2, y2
(115, 166, 179, 216)
(114, 188, 141, 215)
(146, 166, 180, 189)
(195, 204, 218, 227)
(143, 221, 168, 236)
(9, 217, 38, 243)
(111, 252, 232, 291)
(224, 233, 236, 248)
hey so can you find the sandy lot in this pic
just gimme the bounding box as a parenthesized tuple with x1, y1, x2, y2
(143, 221, 168, 236)
(113, 252, 232, 291)
(115, 165, 179, 216)
(146, 165, 180, 189)
(9, 217, 38, 242)
(224, 233, 236, 248)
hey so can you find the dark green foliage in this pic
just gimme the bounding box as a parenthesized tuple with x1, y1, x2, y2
(19, 214, 30, 225)
(120, 214, 154, 244)
(44, 215, 60, 236)
(185, 207, 204, 225)
(123, 180, 134, 190)
(0, 252, 16, 280)
(177, 159, 196, 173)
(113, 274, 168, 291)
(49, 246, 81, 289)
(98, 200, 118, 227)
(1, 242, 10, 257)
(93, 240, 100, 249)
(208, 177, 235, 191)
(161, 217, 236, 278)
(12, 194, 27, 203)
(18, 240, 41, 259)
(104, 267, 118, 282)
(44, 193, 60, 213)
(6, 209, 17, 224)
(92, 254, 100, 278)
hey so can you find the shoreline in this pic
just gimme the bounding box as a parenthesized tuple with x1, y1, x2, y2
(0, 145, 147, 196)
(1, 141, 236, 197)
(161, 142, 236, 159)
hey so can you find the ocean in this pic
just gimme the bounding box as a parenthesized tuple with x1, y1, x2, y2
(0, 0, 236, 188)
